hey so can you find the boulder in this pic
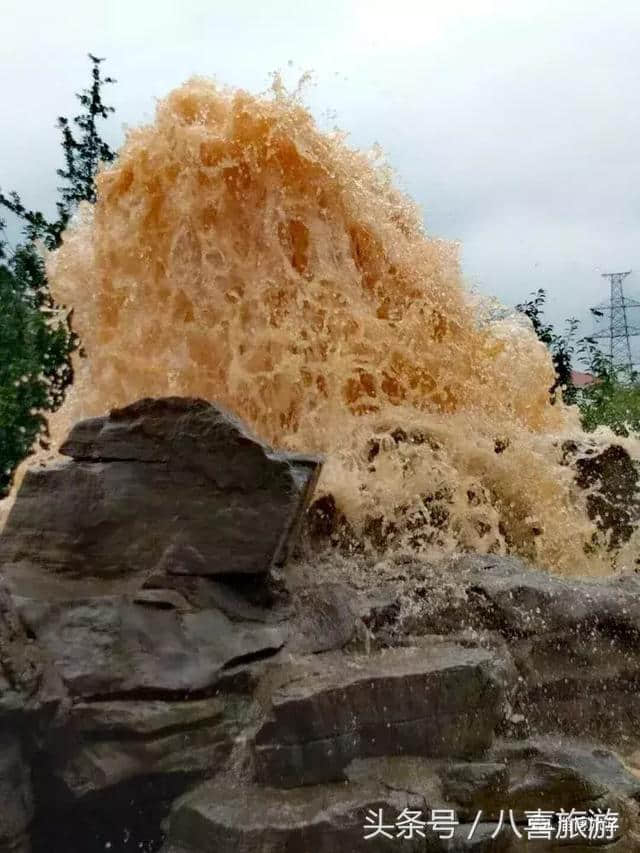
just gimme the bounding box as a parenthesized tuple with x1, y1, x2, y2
(0, 584, 48, 721)
(440, 762, 509, 808)
(160, 775, 427, 853)
(563, 440, 640, 547)
(37, 696, 249, 804)
(452, 556, 640, 746)
(366, 553, 640, 747)
(15, 595, 288, 699)
(0, 398, 322, 583)
(493, 737, 640, 819)
(139, 573, 287, 623)
(253, 641, 513, 787)
(163, 737, 640, 853)
(0, 584, 64, 853)
(286, 582, 358, 654)
(0, 735, 33, 853)
(342, 742, 640, 849)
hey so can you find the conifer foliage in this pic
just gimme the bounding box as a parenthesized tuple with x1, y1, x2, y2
(0, 55, 116, 495)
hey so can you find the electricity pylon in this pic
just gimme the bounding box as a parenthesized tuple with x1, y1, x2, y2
(591, 271, 640, 381)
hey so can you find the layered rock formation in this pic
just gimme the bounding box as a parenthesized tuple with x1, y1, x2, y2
(2, 398, 640, 852)
(0, 397, 322, 589)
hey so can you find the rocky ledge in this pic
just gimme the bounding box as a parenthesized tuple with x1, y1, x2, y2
(1, 398, 640, 852)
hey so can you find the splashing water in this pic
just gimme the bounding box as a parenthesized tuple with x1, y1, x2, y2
(36, 77, 640, 575)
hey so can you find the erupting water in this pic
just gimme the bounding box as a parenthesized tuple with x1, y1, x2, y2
(35, 77, 640, 575)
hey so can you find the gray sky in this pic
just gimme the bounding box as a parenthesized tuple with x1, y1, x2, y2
(3, 0, 640, 347)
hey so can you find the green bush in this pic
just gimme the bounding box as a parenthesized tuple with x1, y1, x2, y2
(516, 289, 640, 437)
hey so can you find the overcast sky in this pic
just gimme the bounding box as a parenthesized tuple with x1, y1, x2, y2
(3, 0, 640, 344)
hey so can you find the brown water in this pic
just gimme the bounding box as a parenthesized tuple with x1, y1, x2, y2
(41, 76, 640, 575)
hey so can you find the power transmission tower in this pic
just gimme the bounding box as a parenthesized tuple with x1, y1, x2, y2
(591, 271, 640, 381)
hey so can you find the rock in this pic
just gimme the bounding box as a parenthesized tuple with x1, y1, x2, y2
(11, 577, 357, 706)
(4, 398, 640, 851)
(0, 584, 45, 721)
(0, 584, 66, 853)
(453, 556, 640, 746)
(0, 583, 66, 729)
(343, 744, 640, 848)
(343, 753, 496, 823)
(39, 696, 249, 803)
(488, 737, 640, 849)
(494, 736, 640, 811)
(441, 762, 509, 808)
(15, 595, 288, 699)
(286, 582, 357, 654)
(0, 835, 31, 853)
(443, 823, 511, 851)
(28, 690, 257, 853)
(160, 775, 427, 853)
(0, 397, 322, 582)
(445, 553, 640, 639)
(141, 573, 287, 623)
(253, 641, 513, 787)
(0, 734, 33, 853)
(137, 577, 358, 656)
(372, 554, 640, 748)
(563, 440, 640, 548)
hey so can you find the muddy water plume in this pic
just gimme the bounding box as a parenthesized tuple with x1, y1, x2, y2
(42, 77, 640, 576)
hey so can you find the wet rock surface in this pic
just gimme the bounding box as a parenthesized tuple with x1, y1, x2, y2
(2, 400, 640, 852)
(562, 440, 640, 548)
(253, 643, 511, 787)
(0, 397, 322, 584)
(370, 553, 640, 748)
(161, 775, 428, 853)
(164, 738, 640, 853)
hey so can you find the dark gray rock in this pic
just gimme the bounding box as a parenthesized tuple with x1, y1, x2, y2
(343, 746, 640, 849)
(0, 835, 31, 853)
(345, 754, 501, 826)
(140, 572, 287, 623)
(137, 576, 359, 655)
(0, 584, 44, 721)
(370, 554, 640, 747)
(0, 734, 32, 853)
(450, 556, 640, 747)
(0, 585, 65, 853)
(15, 595, 288, 699)
(286, 582, 357, 654)
(0, 397, 322, 582)
(160, 775, 426, 853)
(253, 642, 513, 787)
(441, 762, 509, 808)
(563, 440, 640, 548)
(1, 585, 65, 721)
(448, 554, 640, 641)
(41, 696, 250, 802)
(493, 737, 640, 811)
(441, 823, 511, 851)
(167, 752, 628, 853)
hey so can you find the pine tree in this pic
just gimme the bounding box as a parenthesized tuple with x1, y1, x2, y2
(0, 55, 116, 495)
(0, 54, 115, 250)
